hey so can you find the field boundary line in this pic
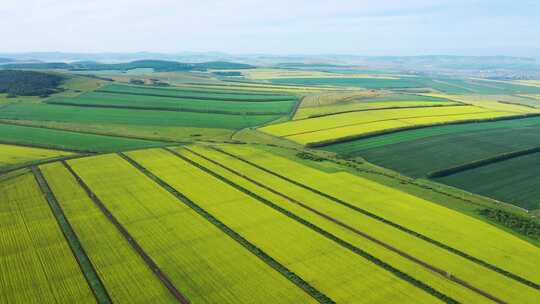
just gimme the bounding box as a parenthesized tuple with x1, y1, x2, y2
(288, 96, 304, 120)
(212, 146, 540, 290)
(0, 153, 92, 175)
(164, 148, 460, 304)
(184, 147, 510, 304)
(112, 83, 297, 97)
(32, 166, 112, 304)
(61, 161, 190, 304)
(45, 101, 290, 116)
(95, 89, 297, 102)
(428, 146, 540, 178)
(118, 152, 335, 304)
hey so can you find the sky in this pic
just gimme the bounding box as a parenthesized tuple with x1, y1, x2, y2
(2, 0, 540, 56)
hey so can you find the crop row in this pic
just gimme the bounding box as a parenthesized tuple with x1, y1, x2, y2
(215, 145, 540, 288)
(127, 148, 439, 304)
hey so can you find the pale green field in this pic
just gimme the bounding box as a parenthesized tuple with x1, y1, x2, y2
(69, 153, 315, 304)
(0, 143, 72, 169)
(129, 147, 443, 304)
(0, 170, 94, 303)
(40, 162, 176, 303)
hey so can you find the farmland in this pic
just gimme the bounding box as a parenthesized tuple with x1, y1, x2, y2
(2, 63, 540, 303)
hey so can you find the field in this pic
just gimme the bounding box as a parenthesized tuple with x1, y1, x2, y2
(260, 105, 516, 145)
(0, 143, 72, 170)
(2, 66, 540, 303)
(437, 153, 540, 210)
(0, 122, 166, 152)
(0, 169, 94, 303)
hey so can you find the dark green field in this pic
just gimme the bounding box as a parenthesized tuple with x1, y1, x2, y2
(0, 123, 165, 152)
(47, 91, 296, 115)
(437, 153, 540, 210)
(0, 103, 281, 129)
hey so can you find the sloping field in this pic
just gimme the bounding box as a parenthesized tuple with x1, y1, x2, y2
(260, 105, 514, 145)
(269, 77, 423, 89)
(323, 116, 540, 154)
(179, 81, 353, 93)
(0, 170, 94, 303)
(127, 148, 441, 304)
(40, 162, 177, 303)
(0, 143, 72, 170)
(342, 122, 540, 178)
(68, 154, 316, 304)
(220, 145, 540, 286)
(437, 153, 540, 211)
(294, 101, 461, 120)
(0, 103, 281, 129)
(47, 91, 296, 115)
(178, 145, 540, 303)
(424, 94, 540, 113)
(0, 123, 165, 152)
(98, 83, 298, 101)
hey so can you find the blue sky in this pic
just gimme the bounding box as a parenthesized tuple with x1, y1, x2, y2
(2, 0, 539, 56)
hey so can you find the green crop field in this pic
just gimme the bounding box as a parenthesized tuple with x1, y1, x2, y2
(437, 153, 540, 210)
(3, 63, 540, 304)
(0, 103, 281, 129)
(0, 122, 166, 152)
(0, 169, 94, 303)
(47, 90, 297, 115)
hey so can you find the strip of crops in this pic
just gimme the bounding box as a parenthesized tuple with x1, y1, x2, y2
(127, 148, 443, 304)
(32, 166, 111, 304)
(0, 169, 94, 303)
(40, 162, 178, 303)
(46, 91, 296, 115)
(0, 122, 166, 152)
(218, 145, 540, 287)
(437, 153, 540, 211)
(322, 116, 540, 155)
(106, 83, 297, 96)
(344, 121, 540, 179)
(186, 145, 540, 303)
(68, 153, 314, 304)
(98, 84, 297, 101)
(0, 143, 72, 169)
(0, 103, 282, 129)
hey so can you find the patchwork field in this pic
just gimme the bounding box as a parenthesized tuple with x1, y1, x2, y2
(261, 105, 517, 146)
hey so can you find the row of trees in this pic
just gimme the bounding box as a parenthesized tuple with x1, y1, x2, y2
(0, 70, 64, 97)
(480, 208, 540, 240)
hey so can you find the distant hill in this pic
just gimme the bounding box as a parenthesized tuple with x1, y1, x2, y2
(0, 70, 64, 97)
(1, 59, 255, 72)
(0, 58, 14, 64)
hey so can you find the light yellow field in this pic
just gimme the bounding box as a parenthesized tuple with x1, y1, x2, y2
(0, 144, 73, 168)
(222, 145, 540, 286)
(515, 80, 540, 87)
(129, 148, 440, 304)
(185, 145, 540, 303)
(295, 100, 460, 120)
(69, 153, 315, 304)
(0, 169, 94, 303)
(260, 105, 514, 145)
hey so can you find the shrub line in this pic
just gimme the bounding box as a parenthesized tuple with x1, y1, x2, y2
(184, 147, 508, 303)
(61, 161, 190, 304)
(118, 152, 335, 304)
(32, 166, 112, 304)
(167, 148, 460, 304)
(212, 146, 540, 290)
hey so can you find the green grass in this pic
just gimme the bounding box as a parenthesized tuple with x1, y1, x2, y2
(269, 77, 424, 89)
(0, 103, 281, 129)
(40, 162, 177, 303)
(0, 122, 166, 152)
(437, 153, 540, 210)
(47, 91, 296, 115)
(0, 169, 95, 303)
(69, 153, 316, 304)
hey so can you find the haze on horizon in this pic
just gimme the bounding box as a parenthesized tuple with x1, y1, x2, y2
(2, 0, 540, 57)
